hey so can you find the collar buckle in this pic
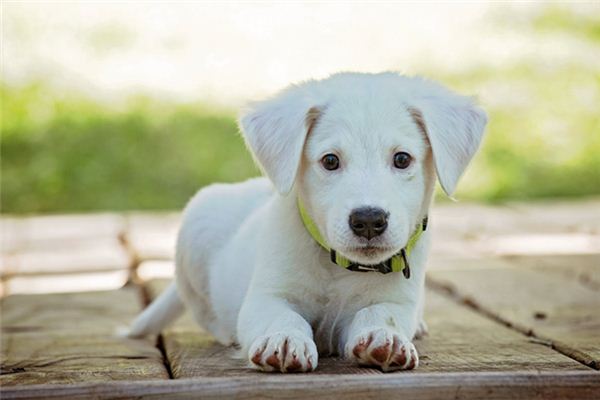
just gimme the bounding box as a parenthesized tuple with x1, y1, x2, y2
(400, 248, 411, 279)
(347, 261, 393, 274)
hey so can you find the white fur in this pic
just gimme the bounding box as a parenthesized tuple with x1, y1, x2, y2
(129, 282, 184, 338)
(129, 72, 487, 372)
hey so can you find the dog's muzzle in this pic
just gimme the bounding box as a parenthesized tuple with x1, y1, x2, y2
(298, 198, 427, 278)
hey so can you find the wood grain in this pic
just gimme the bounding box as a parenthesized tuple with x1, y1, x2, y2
(145, 278, 587, 378)
(428, 260, 600, 369)
(0, 286, 169, 385)
(2, 371, 599, 400)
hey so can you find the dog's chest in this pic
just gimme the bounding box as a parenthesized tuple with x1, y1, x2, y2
(301, 267, 392, 352)
(311, 277, 373, 355)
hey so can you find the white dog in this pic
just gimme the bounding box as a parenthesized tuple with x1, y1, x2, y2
(129, 72, 487, 373)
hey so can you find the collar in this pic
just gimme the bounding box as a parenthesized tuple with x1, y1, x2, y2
(298, 199, 427, 278)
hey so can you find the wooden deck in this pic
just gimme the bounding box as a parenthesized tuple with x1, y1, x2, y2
(1, 200, 599, 399)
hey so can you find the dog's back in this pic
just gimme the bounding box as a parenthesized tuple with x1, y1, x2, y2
(129, 177, 273, 339)
(177, 177, 274, 268)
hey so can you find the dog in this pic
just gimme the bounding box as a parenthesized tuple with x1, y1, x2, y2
(129, 72, 487, 372)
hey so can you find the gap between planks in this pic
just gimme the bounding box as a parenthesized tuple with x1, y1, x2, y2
(117, 227, 176, 379)
(425, 276, 599, 370)
(117, 230, 143, 286)
(136, 280, 175, 379)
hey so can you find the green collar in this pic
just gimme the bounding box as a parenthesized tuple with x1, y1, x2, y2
(298, 199, 427, 278)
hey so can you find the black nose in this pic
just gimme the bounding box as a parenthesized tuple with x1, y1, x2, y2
(349, 207, 389, 240)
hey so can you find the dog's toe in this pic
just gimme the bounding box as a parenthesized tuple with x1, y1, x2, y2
(347, 328, 418, 371)
(248, 332, 318, 373)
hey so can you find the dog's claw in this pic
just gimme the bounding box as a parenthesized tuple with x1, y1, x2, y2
(248, 332, 318, 373)
(347, 328, 419, 371)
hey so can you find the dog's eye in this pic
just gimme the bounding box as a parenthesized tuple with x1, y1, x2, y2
(321, 154, 340, 171)
(393, 152, 412, 169)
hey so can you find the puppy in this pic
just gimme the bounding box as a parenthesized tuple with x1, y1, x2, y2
(129, 72, 487, 372)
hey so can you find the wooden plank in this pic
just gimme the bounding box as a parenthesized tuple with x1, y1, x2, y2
(2, 371, 599, 400)
(419, 286, 588, 372)
(429, 200, 600, 259)
(427, 254, 600, 293)
(0, 286, 169, 385)
(431, 199, 600, 238)
(2, 238, 130, 279)
(1, 214, 130, 286)
(0, 214, 126, 254)
(125, 213, 180, 261)
(429, 229, 599, 260)
(428, 260, 600, 369)
(146, 278, 587, 378)
(137, 260, 175, 281)
(3, 270, 129, 296)
(506, 198, 600, 235)
(478, 233, 599, 257)
(500, 254, 600, 291)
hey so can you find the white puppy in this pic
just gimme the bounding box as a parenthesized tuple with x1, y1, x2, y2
(129, 72, 487, 372)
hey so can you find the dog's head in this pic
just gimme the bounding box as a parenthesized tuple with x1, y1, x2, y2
(240, 73, 487, 265)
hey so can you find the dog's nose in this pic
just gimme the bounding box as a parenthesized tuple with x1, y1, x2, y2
(348, 207, 389, 240)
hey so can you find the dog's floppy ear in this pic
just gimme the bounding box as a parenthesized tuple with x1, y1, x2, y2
(239, 86, 320, 195)
(409, 88, 487, 196)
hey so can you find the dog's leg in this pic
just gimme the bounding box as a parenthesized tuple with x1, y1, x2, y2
(414, 291, 428, 339)
(343, 302, 420, 371)
(238, 294, 318, 373)
(414, 319, 429, 339)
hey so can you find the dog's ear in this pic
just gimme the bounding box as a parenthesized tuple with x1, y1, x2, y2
(408, 89, 487, 196)
(239, 87, 320, 195)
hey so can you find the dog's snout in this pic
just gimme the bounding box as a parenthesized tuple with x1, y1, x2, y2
(349, 207, 389, 240)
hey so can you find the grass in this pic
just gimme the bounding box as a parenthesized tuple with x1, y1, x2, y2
(434, 62, 600, 202)
(1, 84, 259, 213)
(2, 5, 599, 214)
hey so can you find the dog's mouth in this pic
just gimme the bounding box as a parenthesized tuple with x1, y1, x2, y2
(343, 245, 397, 263)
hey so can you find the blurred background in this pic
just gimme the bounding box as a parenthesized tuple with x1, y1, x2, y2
(3, 1, 599, 215)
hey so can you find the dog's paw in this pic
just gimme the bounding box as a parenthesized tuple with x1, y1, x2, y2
(346, 328, 418, 371)
(248, 332, 318, 372)
(414, 320, 429, 340)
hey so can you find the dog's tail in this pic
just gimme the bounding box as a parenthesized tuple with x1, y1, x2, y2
(128, 281, 184, 338)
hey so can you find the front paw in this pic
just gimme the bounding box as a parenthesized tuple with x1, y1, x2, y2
(346, 328, 418, 371)
(248, 332, 318, 372)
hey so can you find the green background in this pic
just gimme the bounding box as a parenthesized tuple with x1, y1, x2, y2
(2, 6, 599, 214)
